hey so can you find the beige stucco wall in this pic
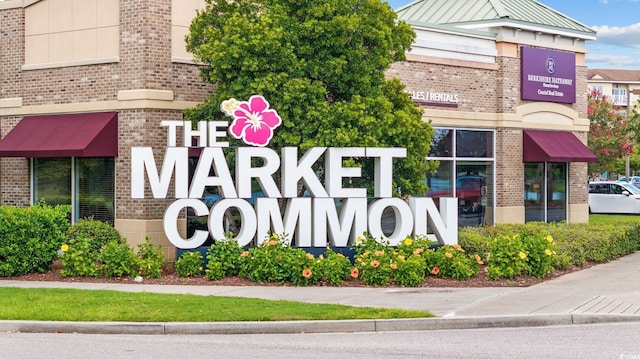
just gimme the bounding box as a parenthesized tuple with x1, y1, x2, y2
(116, 218, 186, 262)
(171, 0, 205, 62)
(25, 0, 119, 67)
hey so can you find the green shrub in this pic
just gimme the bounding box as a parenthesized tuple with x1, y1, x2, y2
(521, 233, 556, 278)
(59, 236, 99, 277)
(458, 229, 491, 258)
(205, 260, 224, 281)
(239, 233, 304, 284)
(99, 240, 139, 278)
(205, 235, 244, 279)
(486, 234, 528, 280)
(353, 235, 393, 286)
(424, 245, 479, 281)
(67, 218, 122, 252)
(0, 204, 70, 276)
(175, 251, 204, 278)
(316, 248, 352, 285)
(393, 254, 427, 287)
(136, 238, 165, 278)
(60, 219, 123, 277)
(288, 250, 320, 286)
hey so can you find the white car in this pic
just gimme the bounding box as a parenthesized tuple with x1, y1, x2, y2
(588, 181, 640, 214)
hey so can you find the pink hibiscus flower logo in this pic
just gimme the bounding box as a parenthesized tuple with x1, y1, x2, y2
(220, 95, 282, 147)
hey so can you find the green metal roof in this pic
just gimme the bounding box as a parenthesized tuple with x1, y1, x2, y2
(396, 0, 596, 38)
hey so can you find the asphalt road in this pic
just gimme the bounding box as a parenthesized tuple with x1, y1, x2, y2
(4, 322, 640, 358)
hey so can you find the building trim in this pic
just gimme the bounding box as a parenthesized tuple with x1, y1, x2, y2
(22, 57, 120, 71)
(0, 90, 201, 117)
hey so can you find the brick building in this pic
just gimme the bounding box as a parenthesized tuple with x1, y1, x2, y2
(0, 0, 213, 259)
(0, 0, 597, 258)
(391, 0, 597, 226)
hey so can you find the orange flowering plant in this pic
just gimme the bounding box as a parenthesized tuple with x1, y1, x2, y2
(315, 248, 353, 285)
(353, 234, 393, 286)
(238, 232, 313, 284)
(423, 244, 479, 281)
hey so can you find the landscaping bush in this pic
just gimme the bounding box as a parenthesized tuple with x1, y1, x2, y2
(205, 235, 244, 280)
(239, 233, 312, 284)
(67, 218, 122, 252)
(136, 238, 165, 278)
(315, 248, 352, 285)
(0, 203, 70, 276)
(10, 216, 640, 286)
(175, 251, 204, 278)
(521, 233, 556, 278)
(60, 220, 164, 279)
(99, 239, 139, 278)
(423, 244, 479, 281)
(353, 235, 393, 286)
(485, 234, 529, 280)
(393, 254, 427, 287)
(60, 219, 123, 277)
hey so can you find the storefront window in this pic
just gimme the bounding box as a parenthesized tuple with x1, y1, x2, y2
(33, 158, 114, 224)
(524, 162, 566, 222)
(456, 130, 493, 158)
(426, 128, 495, 227)
(429, 129, 453, 157)
(76, 158, 115, 225)
(33, 158, 71, 207)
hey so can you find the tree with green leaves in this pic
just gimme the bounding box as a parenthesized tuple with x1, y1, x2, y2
(185, 0, 434, 197)
(587, 89, 634, 176)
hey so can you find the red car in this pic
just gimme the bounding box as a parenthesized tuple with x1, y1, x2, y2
(427, 175, 485, 214)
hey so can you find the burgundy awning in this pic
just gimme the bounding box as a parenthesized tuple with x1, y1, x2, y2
(0, 112, 118, 157)
(523, 129, 597, 162)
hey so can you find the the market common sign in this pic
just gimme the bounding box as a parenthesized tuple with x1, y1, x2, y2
(131, 96, 457, 249)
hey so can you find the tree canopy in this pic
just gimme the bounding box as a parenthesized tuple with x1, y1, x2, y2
(587, 89, 634, 176)
(185, 0, 434, 196)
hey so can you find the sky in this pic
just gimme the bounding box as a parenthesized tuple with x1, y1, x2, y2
(386, 0, 640, 70)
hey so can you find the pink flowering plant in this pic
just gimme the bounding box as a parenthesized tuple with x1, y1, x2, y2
(221, 95, 282, 147)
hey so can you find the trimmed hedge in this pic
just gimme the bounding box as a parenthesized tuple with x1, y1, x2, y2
(459, 222, 640, 270)
(0, 204, 70, 276)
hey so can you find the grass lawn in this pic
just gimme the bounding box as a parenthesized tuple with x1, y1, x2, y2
(589, 214, 640, 225)
(0, 287, 433, 322)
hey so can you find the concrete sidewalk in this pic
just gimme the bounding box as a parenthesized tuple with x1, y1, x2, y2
(1, 251, 640, 334)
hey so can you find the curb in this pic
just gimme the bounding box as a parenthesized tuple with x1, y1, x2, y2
(2, 314, 640, 335)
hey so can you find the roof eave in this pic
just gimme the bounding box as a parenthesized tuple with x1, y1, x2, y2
(402, 19, 497, 40)
(454, 19, 597, 41)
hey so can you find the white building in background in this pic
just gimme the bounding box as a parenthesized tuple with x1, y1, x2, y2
(587, 69, 640, 112)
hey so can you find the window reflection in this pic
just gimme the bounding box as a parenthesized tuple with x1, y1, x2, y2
(456, 130, 493, 158)
(429, 129, 453, 157)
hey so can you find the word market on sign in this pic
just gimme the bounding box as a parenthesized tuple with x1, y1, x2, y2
(131, 95, 458, 249)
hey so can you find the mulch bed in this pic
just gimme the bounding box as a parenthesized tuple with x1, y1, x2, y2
(0, 260, 597, 288)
